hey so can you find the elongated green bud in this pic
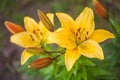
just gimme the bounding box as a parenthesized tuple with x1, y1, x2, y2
(26, 47, 46, 55)
(38, 10, 54, 32)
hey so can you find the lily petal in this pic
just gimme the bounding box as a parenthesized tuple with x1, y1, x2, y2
(10, 32, 39, 48)
(75, 7, 95, 37)
(56, 13, 76, 32)
(65, 48, 81, 71)
(79, 40, 104, 60)
(89, 29, 115, 43)
(24, 16, 39, 32)
(21, 50, 33, 65)
(48, 28, 76, 49)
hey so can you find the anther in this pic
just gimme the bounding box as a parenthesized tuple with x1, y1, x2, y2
(37, 29, 40, 31)
(40, 32, 42, 35)
(77, 28, 81, 32)
(86, 31, 89, 35)
(83, 28, 85, 31)
(33, 30, 35, 33)
(30, 34, 35, 41)
(85, 35, 87, 40)
(78, 37, 81, 40)
(76, 32, 78, 36)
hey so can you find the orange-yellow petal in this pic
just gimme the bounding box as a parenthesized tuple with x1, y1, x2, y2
(89, 29, 115, 43)
(56, 13, 76, 32)
(48, 28, 76, 49)
(21, 50, 33, 65)
(10, 32, 39, 48)
(79, 40, 104, 60)
(65, 48, 81, 71)
(24, 16, 39, 33)
(75, 7, 95, 37)
(4, 21, 24, 34)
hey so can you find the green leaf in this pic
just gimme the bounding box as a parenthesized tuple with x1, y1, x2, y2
(81, 67, 88, 80)
(44, 44, 53, 51)
(55, 67, 66, 78)
(79, 57, 96, 67)
(88, 67, 112, 76)
(109, 17, 120, 35)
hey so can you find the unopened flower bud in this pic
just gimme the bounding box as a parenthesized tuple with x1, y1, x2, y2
(4, 21, 24, 34)
(26, 47, 46, 55)
(92, 0, 109, 20)
(38, 10, 54, 32)
(29, 57, 52, 69)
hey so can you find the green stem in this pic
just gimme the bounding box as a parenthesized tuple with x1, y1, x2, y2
(108, 17, 120, 36)
(45, 49, 65, 58)
(46, 48, 65, 54)
(52, 54, 61, 60)
(46, 51, 64, 54)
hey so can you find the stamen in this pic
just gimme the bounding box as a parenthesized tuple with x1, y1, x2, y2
(77, 28, 81, 32)
(76, 28, 89, 44)
(30, 34, 35, 41)
(86, 31, 89, 35)
(83, 28, 85, 31)
(85, 35, 87, 40)
(37, 29, 40, 31)
(85, 31, 89, 40)
(40, 32, 42, 36)
(78, 37, 81, 40)
(33, 30, 35, 33)
(76, 32, 78, 36)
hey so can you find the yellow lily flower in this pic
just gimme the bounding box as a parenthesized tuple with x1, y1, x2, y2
(48, 7, 115, 71)
(6, 13, 54, 65)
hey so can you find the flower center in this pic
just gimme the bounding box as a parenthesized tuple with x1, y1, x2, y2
(31, 29, 44, 46)
(76, 28, 88, 44)
(32, 29, 42, 39)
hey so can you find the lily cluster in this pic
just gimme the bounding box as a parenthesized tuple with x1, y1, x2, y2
(4, 7, 115, 71)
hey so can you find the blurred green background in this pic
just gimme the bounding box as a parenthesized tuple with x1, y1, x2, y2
(0, 0, 120, 80)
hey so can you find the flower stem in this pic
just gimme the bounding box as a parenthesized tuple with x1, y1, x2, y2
(108, 17, 120, 36)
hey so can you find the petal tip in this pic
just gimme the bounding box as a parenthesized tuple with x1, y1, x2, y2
(65, 63, 72, 71)
(99, 55, 104, 60)
(55, 12, 65, 16)
(111, 34, 115, 38)
(66, 67, 71, 71)
(55, 13, 61, 16)
(21, 58, 25, 65)
(4, 21, 8, 25)
(24, 16, 31, 21)
(84, 7, 93, 11)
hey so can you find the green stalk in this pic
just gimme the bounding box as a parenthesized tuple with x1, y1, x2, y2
(108, 17, 120, 36)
